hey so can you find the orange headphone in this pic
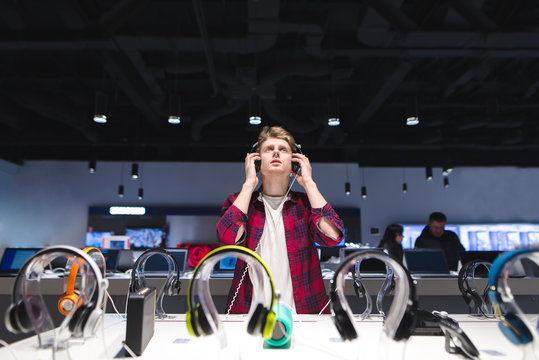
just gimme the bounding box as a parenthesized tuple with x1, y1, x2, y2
(58, 247, 106, 316)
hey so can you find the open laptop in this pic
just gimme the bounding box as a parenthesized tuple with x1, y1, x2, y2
(143, 248, 188, 277)
(403, 249, 454, 277)
(211, 256, 237, 278)
(343, 248, 388, 277)
(0, 248, 41, 276)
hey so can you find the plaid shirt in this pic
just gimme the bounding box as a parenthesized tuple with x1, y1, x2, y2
(217, 190, 344, 314)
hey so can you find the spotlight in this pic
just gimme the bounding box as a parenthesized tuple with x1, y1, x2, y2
(361, 186, 367, 198)
(442, 167, 453, 176)
(131, 163, 139, 179)
(345, 182, 351, 196)
(249, 96, 262, 125)
(402, 183, 407, 194)
(88, 159, 96, 173)
(93, 91, 108, 124)
(118, 185, 124, 198)
(328, 96, 340, 126)
(426, 166, 433, 181)
(168, 95, 181, 124)
(138, 187, 144, 200)
(444, 177, 449, 188)
(406, 96, 419, 126)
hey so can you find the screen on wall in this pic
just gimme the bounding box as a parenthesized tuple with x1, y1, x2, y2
(401, 223, 539, 251)
(125, 228, 164, 248)
(85, 232, 114, 248)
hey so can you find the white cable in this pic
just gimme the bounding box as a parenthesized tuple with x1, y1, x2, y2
(0, 339, 18, 360)
(106, 290, 125, 320)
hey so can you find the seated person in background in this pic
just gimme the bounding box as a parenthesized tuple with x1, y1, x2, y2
(377, 224, 404, 262)
(414, 212, 465, 271)
(217, 126, 344, 314)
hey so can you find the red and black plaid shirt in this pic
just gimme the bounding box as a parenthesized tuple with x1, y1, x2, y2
(217, 190, 344, 314)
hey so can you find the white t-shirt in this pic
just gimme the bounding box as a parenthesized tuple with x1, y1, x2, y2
(249, 193, 295, 311)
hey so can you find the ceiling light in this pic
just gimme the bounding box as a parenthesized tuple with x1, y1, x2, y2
(442, 167, 453, 176)
(93, 91, 108, 124)
(328, 96, 340, 126)
(402, 183, 407, 194)
(444, 177, 449, 188)
(406, 96, 419, 126)
(88, 159, 96, 173)
(345, 182, 351, 196)
(138, 187, 144, 200)
(168, 95, 181, 124)
(118, 185, 124, 198)
(249, 96, 262, 125)
(361, 186, 367, 199)
(426, 166, 433, 181)
(131, 163, 139, 179)
(109, 206, 146, 215)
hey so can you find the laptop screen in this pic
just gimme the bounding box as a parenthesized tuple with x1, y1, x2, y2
(144, 249, 188, 274)
(0, 248, 41, 272)
(404, 249, 450, 274)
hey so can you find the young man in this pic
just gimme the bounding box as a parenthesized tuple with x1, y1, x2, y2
(217, 126, 344, 314)
(414, 212, 465, 271)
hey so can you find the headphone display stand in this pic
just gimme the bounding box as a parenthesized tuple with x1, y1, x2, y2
(376, 334, 408, 360)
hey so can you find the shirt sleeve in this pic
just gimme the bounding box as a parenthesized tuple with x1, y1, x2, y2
(216, 194, 248, 245)
(309, 202, 345, 247)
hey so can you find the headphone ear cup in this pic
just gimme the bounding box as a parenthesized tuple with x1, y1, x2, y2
(500, 313, 533, 345)
(261, 308, 276, 340)
(69, 303, 91, 337)
(186, 308, 200, 337)
(5, 301, 32, 334)
(330, 292, 357, 341)
(82, 306, 103, 338)
(393, 306, 417, 341)
(468, 289, 483, 310)
(58, 290, 80, 316)
(254, 160, 261, 173)
(247, 303, 265, 335)
(166, 278, 182, 296)
(195, 304, 213, 336)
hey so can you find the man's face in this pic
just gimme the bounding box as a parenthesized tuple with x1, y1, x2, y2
(429, 220, 445, 238)
(259, 138, 293, 175)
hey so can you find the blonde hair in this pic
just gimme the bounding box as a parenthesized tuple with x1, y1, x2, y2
(257, 126, 296, 152)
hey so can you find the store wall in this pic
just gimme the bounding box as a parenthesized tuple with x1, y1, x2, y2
(1, 160, 539, 251)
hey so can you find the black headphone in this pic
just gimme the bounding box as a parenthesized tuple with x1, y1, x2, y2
(457, 260, 492, 316)
(330, 250, 417, 342)
(186, 245, 276, 341)
(488, 248, 539, 345)
(130, 248, 181, 294)
(250, 141, 303, 174)
(5, 245, 108, 339)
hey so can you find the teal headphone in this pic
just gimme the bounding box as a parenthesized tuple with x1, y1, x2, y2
(488, 248, 539, 345)
(186, 245, 277, 341)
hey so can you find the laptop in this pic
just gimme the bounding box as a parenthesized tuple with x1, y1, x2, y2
(143, 248, 188, 277)
(211, 256, 237, 278)
(0, 248, 41, 276)
(343, 248, 387, 277)
(100, 249, 120, 275)
(403, 249, 453, 277)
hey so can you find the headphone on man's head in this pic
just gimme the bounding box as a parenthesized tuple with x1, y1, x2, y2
(5, 245, 108, 339)
(457, 260, 492, 316)
(58, 247, 106, 316)
(488, 248, 539, 345)
(186, 245, 276, 341)
(330, 250, 417, 342)
(250, 141, 303, 174)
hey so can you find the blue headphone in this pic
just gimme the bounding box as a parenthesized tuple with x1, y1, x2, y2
(488, 248, 539, 345)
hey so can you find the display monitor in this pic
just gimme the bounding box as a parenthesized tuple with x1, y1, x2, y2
(125, 228, 164, 249)
(85, 232, 113, 248)
(401, 224, 459, 250)
(458, 224, 539, 251)
(143, 249, 188, 274)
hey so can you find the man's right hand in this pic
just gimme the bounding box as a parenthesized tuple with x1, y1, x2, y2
(244, 152, 260, 190)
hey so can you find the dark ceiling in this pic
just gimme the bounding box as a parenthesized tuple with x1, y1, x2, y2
(1, 0, 539, 167)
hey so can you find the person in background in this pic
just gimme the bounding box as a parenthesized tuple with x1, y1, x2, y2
(217, 126, 344, 314)
(414, 212, 465, 271)
(377, 224, 404, 262)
